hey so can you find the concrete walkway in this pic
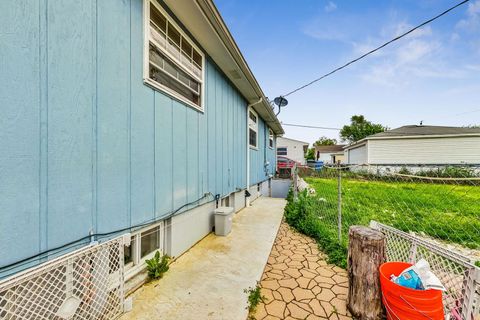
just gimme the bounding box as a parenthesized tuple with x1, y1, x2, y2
(271, 179, 291, 198)
(120, 197, 285, 320)
(254, 222, 352, 320)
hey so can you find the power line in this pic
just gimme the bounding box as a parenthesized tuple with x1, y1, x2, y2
(281, 122, 341, 130)
(454, 108, 480, 116)
(282, 0, 470, 97)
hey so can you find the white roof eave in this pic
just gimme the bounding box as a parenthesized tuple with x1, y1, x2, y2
(163, 0, 284, 135)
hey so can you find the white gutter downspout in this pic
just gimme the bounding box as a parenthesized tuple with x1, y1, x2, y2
(246, 98, 262, 207)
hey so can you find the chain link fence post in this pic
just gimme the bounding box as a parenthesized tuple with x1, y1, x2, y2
(337, 163, 342, 242)
(293, 163, 298, 201)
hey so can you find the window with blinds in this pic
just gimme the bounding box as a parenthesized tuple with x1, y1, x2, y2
(145, 1, 204, 110)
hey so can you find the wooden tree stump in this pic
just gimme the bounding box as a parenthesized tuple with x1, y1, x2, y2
(347, 225, 386, 320)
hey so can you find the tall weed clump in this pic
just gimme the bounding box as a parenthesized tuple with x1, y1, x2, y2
(284, 189, 348, 268)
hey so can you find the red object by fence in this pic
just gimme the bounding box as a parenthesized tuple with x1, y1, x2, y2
(379, 262, 444, 320)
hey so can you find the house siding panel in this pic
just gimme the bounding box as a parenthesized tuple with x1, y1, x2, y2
(346, 144, 367, 164)
(368, 137, 480, 164)
(250, 118, 276, 185)
(0, 0, 266, 272)
(154, 93, 173, 218)
(0, 0, 41, 266)
(46, 0, 95, 248)
(96, 0, 131, 234)
(130, 0, 156, 225)
(276, 137, 307, 165)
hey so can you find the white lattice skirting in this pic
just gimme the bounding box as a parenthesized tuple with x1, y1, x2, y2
(0, 234, 129, 320)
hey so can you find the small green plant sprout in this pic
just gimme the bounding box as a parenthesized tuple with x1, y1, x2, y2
(244, 282, 267, 319)
(475, 260, 480, 268)
(145, 251, 170, 280)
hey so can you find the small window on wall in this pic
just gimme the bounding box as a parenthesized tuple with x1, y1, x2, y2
(268, 129, 274, 148)
(145, 0, 204, 111)
(249, 110, 258, 148)
(124, 236, 135, 267)
(277, 147, 287, 156)
(140, 226, 160, 258)
(124, 223, 163, 272)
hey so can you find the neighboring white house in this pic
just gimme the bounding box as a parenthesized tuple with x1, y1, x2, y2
(315, 145, 346, 164)
(277, 137, 309, 165)
(344, 125, 480, 165)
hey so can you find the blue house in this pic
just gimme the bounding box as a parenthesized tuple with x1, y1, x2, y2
(0, 0, 283, 293)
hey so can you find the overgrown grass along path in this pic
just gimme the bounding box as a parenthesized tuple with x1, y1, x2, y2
(305, 177, 480, 250)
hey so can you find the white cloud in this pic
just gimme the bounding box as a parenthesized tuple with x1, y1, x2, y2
(468, 0, 480, 15)
(396, 39, 438, 64)
(456, 0, 480, 32)
(324, 1, 337, 13)
(465, 64, 480, 71)
(450, 32, 460, 41)
(303, 27, 345, 42)
(357, 21, 450, 86)
(302, 13, 364, 43)
(303, 8, 478, 88)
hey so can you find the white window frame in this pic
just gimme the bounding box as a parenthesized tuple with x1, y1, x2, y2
(268, 128, 274, 149)
(249, 109, 258, 149)
(124, 221, 165, 280)
(143, 0, 205, 112)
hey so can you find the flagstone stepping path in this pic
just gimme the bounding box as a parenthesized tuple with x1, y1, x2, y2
(253, 222, 353, 320)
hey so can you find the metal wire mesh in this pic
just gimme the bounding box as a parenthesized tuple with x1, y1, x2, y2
(295, 163, 480, 319)
(0, 236, 126, 320)
(298, 164, 480, 259)
(371, 221, 479, 320)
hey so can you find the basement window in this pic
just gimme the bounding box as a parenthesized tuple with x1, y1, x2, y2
(268, 128, 274, 148)
(249, 110, 258, 148)
(144, 0, 204, 111)
(124, 223, 164, 276)
(140, 226, 160, 258)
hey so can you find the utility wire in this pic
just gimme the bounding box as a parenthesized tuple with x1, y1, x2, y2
(0, 193, 215, 275)
(282, 0, 470, 97)
(454, 108, 480, 116)
(281, 122, 341, 130)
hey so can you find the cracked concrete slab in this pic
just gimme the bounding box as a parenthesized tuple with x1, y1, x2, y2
(120, 197, 285, 320)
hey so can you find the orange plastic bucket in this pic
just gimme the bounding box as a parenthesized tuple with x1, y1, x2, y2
(379, 262, 444, 320)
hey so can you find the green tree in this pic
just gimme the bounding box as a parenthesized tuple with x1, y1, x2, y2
(305, 148, 316, 160)
(313, 136, 337, 146)
(340, 115, 387, 143)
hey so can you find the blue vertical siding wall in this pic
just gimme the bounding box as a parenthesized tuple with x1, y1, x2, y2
(0, 0, 255, 270)
(249, 118, 276, 185)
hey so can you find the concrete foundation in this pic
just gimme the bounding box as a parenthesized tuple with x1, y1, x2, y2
(232, 190, 245, 212)
(166, 201, 216, 258)
(249, 179, 270, 203)
(259, 179, 270, 197)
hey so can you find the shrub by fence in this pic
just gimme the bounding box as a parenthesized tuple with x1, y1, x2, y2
(285, 164, 480, 318)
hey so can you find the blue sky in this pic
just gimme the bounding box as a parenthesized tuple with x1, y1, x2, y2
(215, 0, 480, 144)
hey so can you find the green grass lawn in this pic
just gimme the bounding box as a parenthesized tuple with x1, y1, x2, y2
(304, 177, 480, 250)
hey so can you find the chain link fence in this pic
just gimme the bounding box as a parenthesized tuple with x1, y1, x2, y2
(299, 164, 480, 258)
(293, 163, 480, 319)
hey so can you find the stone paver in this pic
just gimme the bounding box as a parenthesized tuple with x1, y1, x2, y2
(254, 222, 352, 320)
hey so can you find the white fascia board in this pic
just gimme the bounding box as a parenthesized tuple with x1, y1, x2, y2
(368, 133, 480, 140)
(163, 0, 284, 135)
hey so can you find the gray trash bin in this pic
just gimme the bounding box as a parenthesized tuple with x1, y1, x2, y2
(214, 207, 234, 236)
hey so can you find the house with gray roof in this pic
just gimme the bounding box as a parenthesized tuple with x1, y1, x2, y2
(314, 145, 346, 164)
(344, 125, 480, 165)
